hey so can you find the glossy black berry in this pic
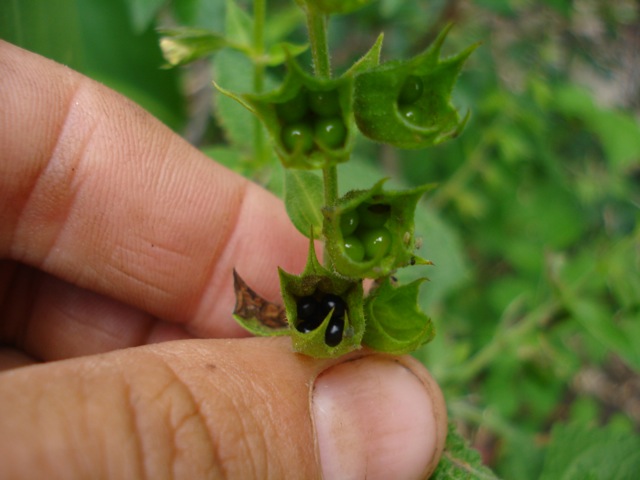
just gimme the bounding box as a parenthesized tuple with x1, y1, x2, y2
(297, 295, 318, 320)
(296, 315, 324, 333)
(324, 314, 345, 347)
(321, 294, 346, 319)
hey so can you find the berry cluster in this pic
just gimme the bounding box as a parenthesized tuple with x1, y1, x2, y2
(340, 202, 392, 262)
(295, 293, 347, 347)
(277, 87, 347, 154)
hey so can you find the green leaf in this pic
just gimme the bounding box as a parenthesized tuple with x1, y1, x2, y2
(158, 27, 228, 67)
(363, 278, 434, 354)
(432, 422, 501, 480)
(353, 24, 478, 149)
(284, 170, 324, 239)
(567, 298, 640, 370)
(212, 49, 256, 150)
(539, 422, 640, 480)
(278, 240, 365, 358)
(225, 0, 252, 51)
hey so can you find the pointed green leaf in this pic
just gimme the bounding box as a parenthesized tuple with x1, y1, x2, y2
(362, 277, 434, 354)
(284, 170, 324, 239)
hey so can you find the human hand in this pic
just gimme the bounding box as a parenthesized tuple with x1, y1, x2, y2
(0, 40, 447, 479)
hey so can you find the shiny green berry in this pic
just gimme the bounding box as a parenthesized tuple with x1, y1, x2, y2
(343, 235, 365, 262)
(340, 209, 359, 236)
(314, 117, 347, 150)
(398, 75, 424, 105)
(358, 203, 391, 228)
(276, 89, 308, 124)
(281, 123, 314, 153)
(308, 89, 341, 117)
(361, 227, 392, 259)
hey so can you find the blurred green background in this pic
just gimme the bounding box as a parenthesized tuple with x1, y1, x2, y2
(2, 0, 639, 477)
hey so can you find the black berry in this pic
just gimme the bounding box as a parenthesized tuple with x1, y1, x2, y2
(325, 315, 345, 347)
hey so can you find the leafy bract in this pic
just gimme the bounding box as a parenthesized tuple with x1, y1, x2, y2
(362, 278, 434, 354)
(323, 180, 435, 278)
(216, 55, 356, 169)
(279, 240, 365, 357)
(353, 24, 478, 149)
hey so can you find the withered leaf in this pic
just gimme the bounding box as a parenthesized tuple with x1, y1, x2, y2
(232, 269, 289, 335)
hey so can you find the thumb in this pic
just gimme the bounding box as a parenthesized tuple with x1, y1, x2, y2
(0, 338, 447, 479)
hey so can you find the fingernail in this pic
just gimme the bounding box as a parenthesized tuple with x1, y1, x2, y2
(312, 356, 439, 480)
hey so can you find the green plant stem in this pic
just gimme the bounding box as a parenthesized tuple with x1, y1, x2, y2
(323, 165, 338, 206)
(305, 7, 331, 79)
(253, 0, 268, 168)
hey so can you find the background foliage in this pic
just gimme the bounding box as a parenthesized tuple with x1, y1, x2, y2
(3, 0, 639, 477)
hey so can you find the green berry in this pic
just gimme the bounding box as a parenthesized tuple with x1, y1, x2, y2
(314, 117, 347, 149)
(358, 203, 390, 228)
(343, 235, 365, 262)
(308, 89, 341, 117)
(340, 209, 359, 236)
(281, 123, 314, 153)
(361, 227, 392, 259)
(398, 75, 424, 104)
(276, 89, 308, 124)
(399, 104, 422, 124)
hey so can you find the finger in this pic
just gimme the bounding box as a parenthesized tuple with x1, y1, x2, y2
(0, 264, 193, 362)
(0, 338, 447, 479)
(0, 40, 308, 338)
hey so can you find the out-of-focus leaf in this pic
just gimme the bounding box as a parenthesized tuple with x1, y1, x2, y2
(125, 0, 166, 34)
(539, 422, 640, 480)
(225, 0, 252, 51)
(554, 84, 640, 172)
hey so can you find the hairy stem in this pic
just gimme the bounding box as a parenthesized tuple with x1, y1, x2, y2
(305, 7, 331, 79)
(253, 0, 268, 167)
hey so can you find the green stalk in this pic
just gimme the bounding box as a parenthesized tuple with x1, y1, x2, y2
(304, 6, 338, 268)
(305, 7, 331, 79)
(253, 0, 268, 168)
(304, 7, 337, 208)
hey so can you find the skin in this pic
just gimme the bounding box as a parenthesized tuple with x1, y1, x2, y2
(0, 40, 447, 479)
